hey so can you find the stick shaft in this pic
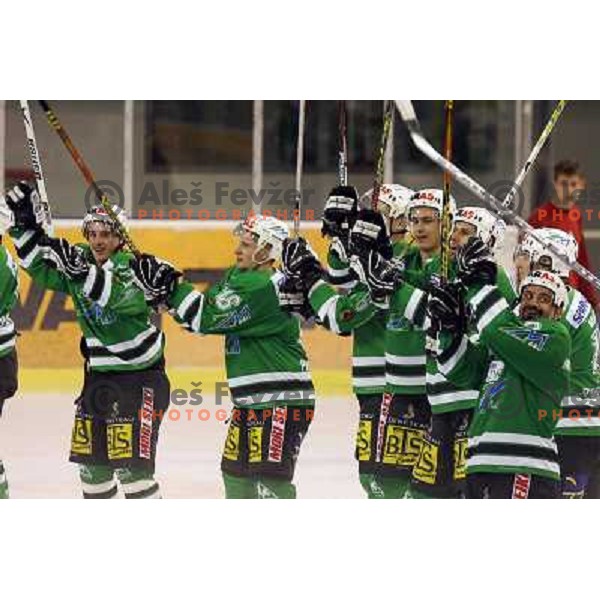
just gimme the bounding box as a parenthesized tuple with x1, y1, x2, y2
(337, 100, 348, 186)
(440, 100, 454, 282)
(502, 100, 567, 208)
(19, 101, 53, 234)
(38, 100, 140, 257)
(294, 100, 306, 237)
(395, 99, 600, 292)
(371, 100, 394, 210)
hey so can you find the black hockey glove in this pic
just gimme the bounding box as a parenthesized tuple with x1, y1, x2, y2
(3, 181, 42, 231)
(426, 281, 467, 336)
(278, 276, 315, 320)
(130, 254, 182, 305)
(350, 250, 403, 303)
(321, 185, 359, 245)
(455, 236, 497, 286)
(349, 209, 393, 260)
(42, 237, 90, 281)
(281, 237, 324, 292)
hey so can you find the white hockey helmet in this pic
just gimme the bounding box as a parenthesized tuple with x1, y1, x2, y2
(362, 183, 415, 219)
(520, 269, 568, 311)
(453, 206, 506, 251)
(82, 204, 128, 243)
(234, 213, 289, 262)
(407, 188, 457, 220)
(518, 228, 578, 279)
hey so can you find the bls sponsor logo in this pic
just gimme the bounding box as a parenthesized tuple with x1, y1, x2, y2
(71, 417, 93, 455)
(107, 422, 133, 460)
(453, 438, 468, 481)
(223, 423, 240, 462)
(511, 473, 531, 499)
(356, 420, 372, 462)
(248, 426, 263, 463)
(412, 439, 439, 485)
(268, 407, 287, 463)
(382, 425, 423, 467)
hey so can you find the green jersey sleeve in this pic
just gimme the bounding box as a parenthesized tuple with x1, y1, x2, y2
(9, 227, 69, 293)
(0, 246, 18, 316)
(308, 279, 376, 335)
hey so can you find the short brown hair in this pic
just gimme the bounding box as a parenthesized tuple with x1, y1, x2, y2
(554, 159, 583, 180)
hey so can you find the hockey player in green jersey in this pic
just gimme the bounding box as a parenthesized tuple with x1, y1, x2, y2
(2, 182, 170, 499)
(0, 220, 19, 499)
(283, 183, 414, 498)
(428, 268, 571, 498)
(351, 198, 517, 497)
(130, 214, 316, 499)
(516, 228, 600, 498)
(348, 188, 456, 498)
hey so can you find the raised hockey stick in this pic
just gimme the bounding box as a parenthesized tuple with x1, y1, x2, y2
(293, 100, 307, 237)
(37, 100, 141, 258)
(337, 100, 348, 186)
(440, 100, 454, 283)
(395, 100, 600, 292)
(19, 101, 53, 235)
(502, 100, 568, 208)
(370, 100, 394, 210)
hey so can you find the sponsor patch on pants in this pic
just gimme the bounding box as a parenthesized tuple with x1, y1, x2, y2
(356, 420, 372, 462)
(71, 417, 93, 455)
(512, 473, 531, 499)
(139, 387, 154, 460)
(107, 422, 133, 460)
(268, 407, 287, 463)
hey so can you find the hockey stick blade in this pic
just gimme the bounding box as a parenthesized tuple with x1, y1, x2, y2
(394, 100, 600, 293)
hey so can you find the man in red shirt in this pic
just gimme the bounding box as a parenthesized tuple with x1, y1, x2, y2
(528, 159, 600, 310)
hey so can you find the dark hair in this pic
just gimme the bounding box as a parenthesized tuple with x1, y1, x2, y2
(554, 159, 583, 180)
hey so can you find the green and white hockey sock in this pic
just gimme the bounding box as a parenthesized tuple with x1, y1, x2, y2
(255, 477, 296, 499)
(115, 467, 161, 499)
(79, 465, 118, 499)
(360, 473, 410, 499)
(0, 460, 8, 499)
(222, 472, 257, 499)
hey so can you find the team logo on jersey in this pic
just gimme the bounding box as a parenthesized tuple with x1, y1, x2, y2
(215, 289, 242, 310)
(479, 379, 506, 411)
(503, 327, 549, 351)
(215, 305, 252, 329)
(485, 360, 505, 383)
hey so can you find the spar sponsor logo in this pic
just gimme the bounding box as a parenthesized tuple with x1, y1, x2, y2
(268, 406, 287, 463)
(139, 387, 154, 460)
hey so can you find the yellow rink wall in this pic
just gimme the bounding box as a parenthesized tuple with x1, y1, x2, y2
(10, 223, 353, 394)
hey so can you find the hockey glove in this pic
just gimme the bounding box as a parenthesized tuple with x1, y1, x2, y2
(349, 209, 393, 260)
(278, 276, 314, 320)
(350, 250, 402, 302)
(130, 254, 182, 305)
(455, 236, 497, 286)
(42, 237, 90, 280)
(3, 182, 42, 231)
(281, 237, 324, 292)
(426, 281, 467, 336)
(321, 185, 359, 244)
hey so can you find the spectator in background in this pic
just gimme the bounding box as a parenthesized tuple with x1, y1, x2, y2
(528, 159, 600, 311)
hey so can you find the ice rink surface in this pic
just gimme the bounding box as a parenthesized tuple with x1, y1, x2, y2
(0, 391, 363, 499)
